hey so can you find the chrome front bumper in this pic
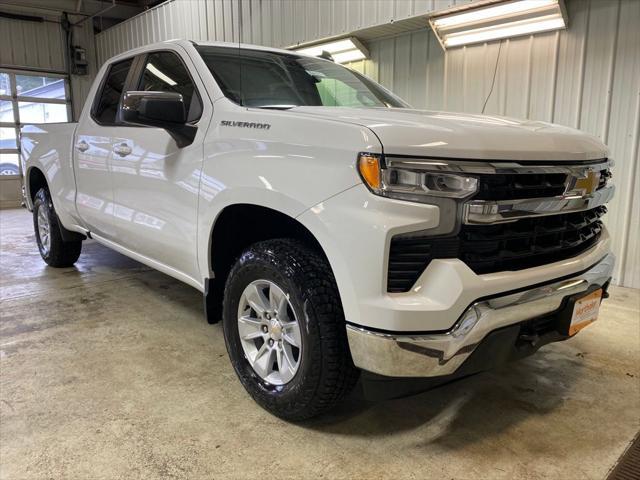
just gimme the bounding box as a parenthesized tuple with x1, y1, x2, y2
(346, 253, 615, 378)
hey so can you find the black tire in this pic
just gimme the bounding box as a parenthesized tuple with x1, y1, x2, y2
(222, 239, 359, 421)
(33, 188, 82, 267)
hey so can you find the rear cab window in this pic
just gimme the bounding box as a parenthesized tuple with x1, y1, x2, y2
(92, 58, 134, 125)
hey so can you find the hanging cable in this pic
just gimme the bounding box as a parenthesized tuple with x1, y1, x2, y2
(481, 40, 503, 114)
(238, 0, 243, 107)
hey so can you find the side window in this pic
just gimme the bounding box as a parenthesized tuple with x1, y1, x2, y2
(138, 52, 202, 122)
(93, 58, 134, 125)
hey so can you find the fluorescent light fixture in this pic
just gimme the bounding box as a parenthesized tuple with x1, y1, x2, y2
(429, 0, 567, 49)
(445, 15, 565, 47)
(332, 49, 367, 63)
(146, 63, 177, 86)
(292, 37, 369, 64)
(432, 0, 558, 28)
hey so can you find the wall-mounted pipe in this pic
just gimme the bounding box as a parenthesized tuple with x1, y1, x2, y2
(72, 0, 116, 25)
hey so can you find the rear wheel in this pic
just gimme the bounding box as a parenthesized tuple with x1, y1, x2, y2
(222, 239, 359, 421)
(33, 188, 82, 267)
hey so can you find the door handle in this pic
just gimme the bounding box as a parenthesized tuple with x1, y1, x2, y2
(113, 143, 132, 157)
(76, 140, 89, 152)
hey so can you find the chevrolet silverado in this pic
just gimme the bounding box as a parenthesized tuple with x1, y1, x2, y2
(21, 40, 615, 420)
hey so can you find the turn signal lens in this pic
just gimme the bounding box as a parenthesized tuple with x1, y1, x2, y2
(358, 154, 382, 191)
(357, 153, 478, 203)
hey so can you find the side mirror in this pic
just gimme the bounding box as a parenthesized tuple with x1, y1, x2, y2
(119, 91, 197, 148)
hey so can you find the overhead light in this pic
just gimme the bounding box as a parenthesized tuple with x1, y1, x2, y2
(146, 63, 177, 86)
(332, 49, 367, 63)
(429, 0, 567, 49)
(292, 37, 369, 64)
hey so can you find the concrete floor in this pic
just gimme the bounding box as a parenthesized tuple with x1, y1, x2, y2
(0, 207, 638, 480)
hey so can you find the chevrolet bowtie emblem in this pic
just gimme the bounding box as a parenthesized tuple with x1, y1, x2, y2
(569, 169, 601, 195)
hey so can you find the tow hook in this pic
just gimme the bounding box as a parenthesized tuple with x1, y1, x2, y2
(518, 333, 540, 347)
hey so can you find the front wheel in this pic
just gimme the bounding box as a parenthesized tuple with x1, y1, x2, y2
(33, 188, 82, 267)
(222, 239, 359, 421)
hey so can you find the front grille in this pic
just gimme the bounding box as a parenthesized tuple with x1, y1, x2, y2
(387, 206, 606, 293)
(473, 167, 611, 200)
(599, 168, 612, 189)
(475, 173, 567, 200)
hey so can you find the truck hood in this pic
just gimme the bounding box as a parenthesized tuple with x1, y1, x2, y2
(290, 107, 607, 161)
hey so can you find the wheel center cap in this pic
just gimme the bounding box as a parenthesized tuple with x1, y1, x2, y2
(269, 319, 282, 340)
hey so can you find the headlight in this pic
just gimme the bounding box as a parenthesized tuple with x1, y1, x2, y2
(357, 153, 478, 201)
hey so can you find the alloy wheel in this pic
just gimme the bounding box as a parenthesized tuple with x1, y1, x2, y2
(37, 205, 51, 255)
(237, 279, 302, 385)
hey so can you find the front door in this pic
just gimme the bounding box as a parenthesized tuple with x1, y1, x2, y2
(74, 57, 135, 239)
(109, 48, 208, 281)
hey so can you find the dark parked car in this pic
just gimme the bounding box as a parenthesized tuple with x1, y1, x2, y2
(0, 138, 20, 175)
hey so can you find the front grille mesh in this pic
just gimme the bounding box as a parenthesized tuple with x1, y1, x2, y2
(599, 168, 612, 189)
(475, 173, 568, 200)
(473, 168, 611, 200)
(459, 206, 605, 274)
(387, 206, 606, 293)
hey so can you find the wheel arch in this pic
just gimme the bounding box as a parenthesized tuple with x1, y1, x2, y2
(26, 166, 48, 210)
(26, 165, 85, 242)
(204, 203, 337, 324)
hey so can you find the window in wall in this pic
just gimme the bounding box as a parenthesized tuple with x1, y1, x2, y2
(0, 69, 71, 177)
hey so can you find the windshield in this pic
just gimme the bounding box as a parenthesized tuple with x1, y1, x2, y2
(196, 45, 409, 109)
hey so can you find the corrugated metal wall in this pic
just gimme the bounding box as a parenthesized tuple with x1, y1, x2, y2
(344, 0, 640, 288)
(70, 20, 100, 120)
(0, 12, 98, 120)
(95, 0, 473, 62)
(0, 15, 67, 72)
(77, 0, 640, 288)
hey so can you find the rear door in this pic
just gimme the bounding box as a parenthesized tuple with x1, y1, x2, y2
(74, 57, 135, 239)
(109, 47, 210, 281)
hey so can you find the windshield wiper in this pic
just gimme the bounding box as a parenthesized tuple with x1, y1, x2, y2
(255, 105, 297, 110)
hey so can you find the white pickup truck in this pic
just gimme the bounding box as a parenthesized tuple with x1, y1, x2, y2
(22, 40, 615, 420)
